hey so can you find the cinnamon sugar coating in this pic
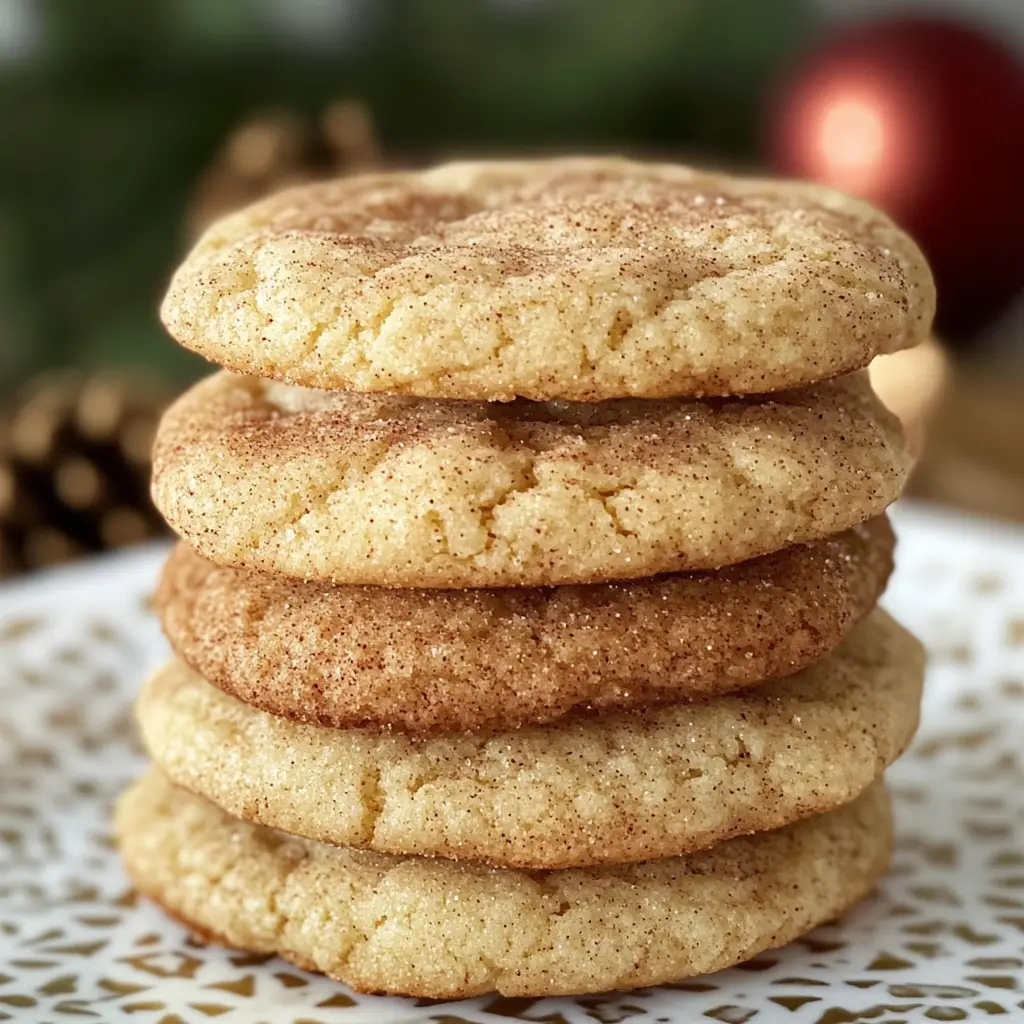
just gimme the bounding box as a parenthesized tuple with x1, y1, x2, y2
(155, 518, 894, 732)
(151, 370, 910, 587)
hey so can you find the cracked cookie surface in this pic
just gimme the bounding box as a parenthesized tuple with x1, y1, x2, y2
(156, 518, 894, 732)
(137, 610, 921, 869)
(151, 370, 910, 587)
(161, 157, 934, 402)
(116, 770, 892, 998)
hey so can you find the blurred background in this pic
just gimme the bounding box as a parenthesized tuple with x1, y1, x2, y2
(0, 0, 1022, 575)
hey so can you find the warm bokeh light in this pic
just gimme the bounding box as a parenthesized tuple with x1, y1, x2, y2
(774, 66, 925, 211)
(818, 95, 886, 189)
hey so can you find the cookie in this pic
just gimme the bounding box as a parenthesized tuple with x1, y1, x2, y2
(138, 610, 921, 869)
(869, 336, 947, 457)
(117, 771, 892, 998)
(161, 157, 934, 402)
(156, 518, 894, 733)
(151, 370, 909, 588)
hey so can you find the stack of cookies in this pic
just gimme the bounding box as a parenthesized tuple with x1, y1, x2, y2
(116, 159, 933, 999)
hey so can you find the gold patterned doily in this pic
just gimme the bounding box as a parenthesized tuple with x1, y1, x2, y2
(1, 501, 1023, 1024)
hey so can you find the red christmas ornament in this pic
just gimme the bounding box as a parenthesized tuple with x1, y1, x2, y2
(768, 18, 1024, 340)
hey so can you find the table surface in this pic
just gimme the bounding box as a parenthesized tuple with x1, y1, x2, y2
(1, 499, 1023, 1024)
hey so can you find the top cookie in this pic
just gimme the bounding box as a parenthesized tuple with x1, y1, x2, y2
(161, 157, 935, 401)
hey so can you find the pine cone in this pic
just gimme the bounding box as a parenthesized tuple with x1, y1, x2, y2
(0, 373, 170, 576)
(189, 99, 382, 236)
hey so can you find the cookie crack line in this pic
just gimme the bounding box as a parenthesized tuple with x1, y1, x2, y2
(585, 483, 640, 540)
(466, 468, 638, 560)
(358, 763, 383, 847)
(257, 436, 395, 543)
(474, 455, 540, 556)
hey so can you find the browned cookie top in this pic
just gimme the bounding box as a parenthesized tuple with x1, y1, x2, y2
(156, 517, 894, 733)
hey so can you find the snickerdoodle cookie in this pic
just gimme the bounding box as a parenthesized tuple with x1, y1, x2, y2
(161, 157, 934, 402)
(151, 371, 909, 588)
(138, 610, 921, 869)
(869, 336, 947, 457)
(117, 771, 892, 998)
(156, 517, 894, 733)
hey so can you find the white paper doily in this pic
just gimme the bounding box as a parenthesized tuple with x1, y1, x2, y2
(1, 500, 1023, 1024)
